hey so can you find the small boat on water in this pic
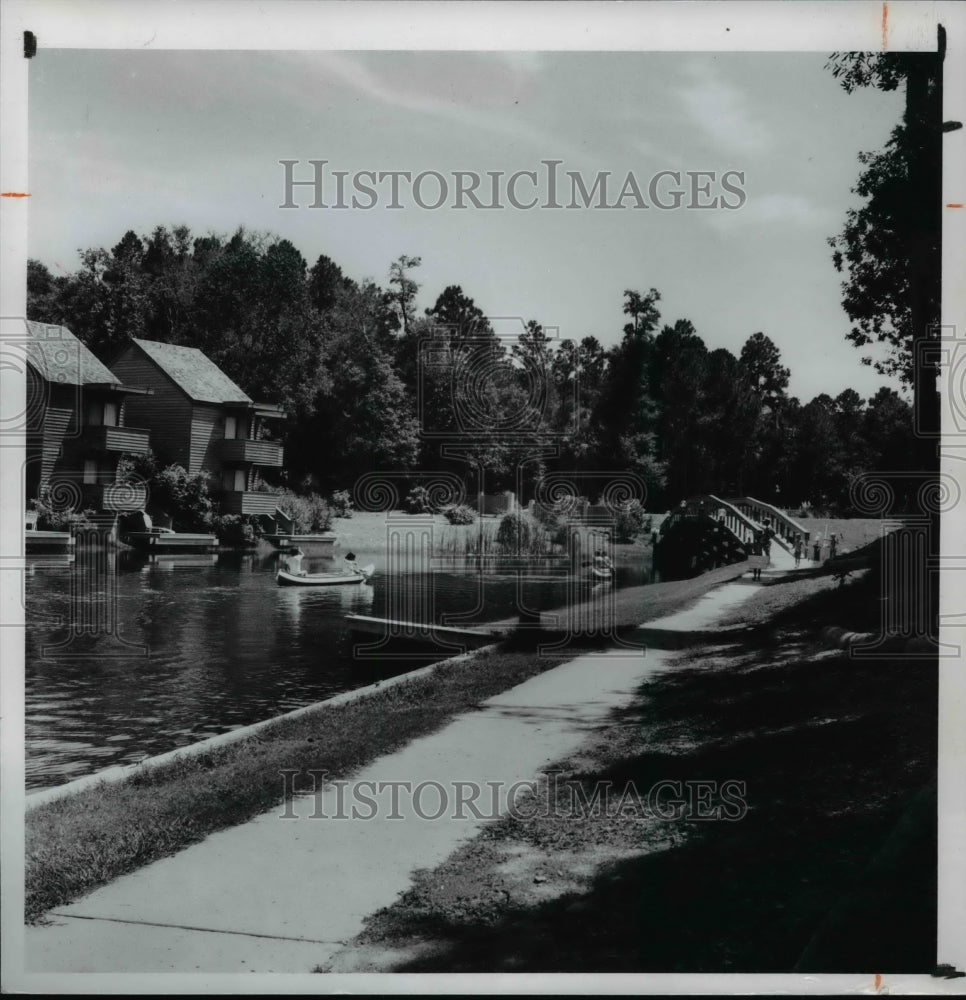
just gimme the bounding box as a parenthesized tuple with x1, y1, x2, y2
(584, 554, 615, 580)
(277, 563, 375, 587)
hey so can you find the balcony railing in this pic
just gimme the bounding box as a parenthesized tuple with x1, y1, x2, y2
(82, 425, 151, 455)
(221, 490, 279, 515)
(218, 438, 284, 467)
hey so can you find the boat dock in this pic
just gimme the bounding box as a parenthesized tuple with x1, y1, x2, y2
(263, 532, 338, 551)
(24, 530, 75, 553)
(121, 531, 219, 553)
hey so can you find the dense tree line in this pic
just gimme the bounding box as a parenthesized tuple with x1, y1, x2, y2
(28, 225, 915, 513)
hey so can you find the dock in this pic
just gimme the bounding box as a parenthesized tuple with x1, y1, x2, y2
(121, 531, 219, 553)
(263, 532, 337, 551)
(24, 530, 75, 553)
(142, 553, 219, 570)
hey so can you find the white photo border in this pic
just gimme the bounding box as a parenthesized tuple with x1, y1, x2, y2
(2, 1, 964, 994)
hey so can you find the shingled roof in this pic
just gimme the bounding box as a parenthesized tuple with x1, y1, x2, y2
(132, 339, 252, 405)
(25, 321, 119, 386)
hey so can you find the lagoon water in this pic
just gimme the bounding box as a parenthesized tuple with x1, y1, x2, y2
(25, 546, 651, 790)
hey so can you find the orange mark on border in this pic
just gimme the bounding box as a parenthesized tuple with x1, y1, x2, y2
(1, 192, 30, 198)
(882, 3, 888, 50)
(948, 203, 964, 208)
(874, 973, 882, 991)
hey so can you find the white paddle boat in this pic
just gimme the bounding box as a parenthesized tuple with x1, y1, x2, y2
(276, 550, 374, 586)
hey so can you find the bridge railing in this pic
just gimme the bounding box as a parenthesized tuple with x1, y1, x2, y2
(704, 494, 764, 547)
(725, 496, 809, 548)
(664, 494, 762, 548)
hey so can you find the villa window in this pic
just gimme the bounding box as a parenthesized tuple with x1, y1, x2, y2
(224, 415, 238, 440)
(86, 400, 119, 427)
(83, 459, 97, 485)
(223, 468, 246, 492)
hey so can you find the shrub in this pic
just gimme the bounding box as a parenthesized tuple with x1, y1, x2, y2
(611, 499, 652, 543)
(148, 464, 216, 532)
(329, 489, 354, 519)
(268, 486, 334, 533)
(531, 501, 569, 546)
(28, 487, 95, 532)
(117, 453, 216, 531)
(404, 485, 436, 514)
(210, 514, 260, 546)
(496, 511, 533, 552)
(443, 504, 476, 525)
(495, 511, 562, 554)
(117, 451, 158, 483)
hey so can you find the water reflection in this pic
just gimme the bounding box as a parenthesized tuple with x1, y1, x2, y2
(26, 545, 651, 790)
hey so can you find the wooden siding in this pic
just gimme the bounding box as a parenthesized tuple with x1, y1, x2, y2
(26, 374, 75, 492)
(218, 438, 283, 467)
(40, 406, 72, 487)
(221, 491, 279, 515)
(40, 384, 83, 488)
(191, 404, 225, 477)
(25, 373, 141, 505)
(81, 425, 151, 454)
(111, 344, 193, 468)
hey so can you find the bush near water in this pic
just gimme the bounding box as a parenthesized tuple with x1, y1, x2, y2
(404, 485, 437, 514)
(116, 452, 336, 537)
(29, 485, 96, 531)
(613, 499, 652, 543)
(443, 504, 477, 526)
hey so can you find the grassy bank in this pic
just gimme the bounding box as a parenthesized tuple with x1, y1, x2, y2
(327, 510, 652, 559)
(26, 649, 558, 923)
(322, 564, 936, 974)
(794, 516, 898, 553)
(26, 561, 743, 924)
(496, 559, 753, 643)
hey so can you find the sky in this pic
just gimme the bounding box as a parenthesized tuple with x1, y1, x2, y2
(27, 48, 908, 403)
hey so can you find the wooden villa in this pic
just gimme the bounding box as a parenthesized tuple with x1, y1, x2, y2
(110, 339, 285, 517)
(25, 321, 152, 516)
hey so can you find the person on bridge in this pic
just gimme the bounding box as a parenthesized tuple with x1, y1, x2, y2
(793, 534, 804, 568)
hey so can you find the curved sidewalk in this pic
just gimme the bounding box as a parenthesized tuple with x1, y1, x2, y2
(26, 576, 765, 974)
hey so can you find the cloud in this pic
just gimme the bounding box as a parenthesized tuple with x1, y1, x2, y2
(679, 60, 771, 155)
(706, 192, 838, 231)
(302, 51, 540, 113)
(282, 52, 604, 171)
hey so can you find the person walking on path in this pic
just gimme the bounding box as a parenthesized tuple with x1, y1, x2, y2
(812, 536, 822, 562)
(793, 534, 803, 568)
(829, 533, 838, 559)
(751, 529, 766, 581)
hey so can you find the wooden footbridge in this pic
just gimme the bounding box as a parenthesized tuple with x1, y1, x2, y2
(654, 494, 805, 578)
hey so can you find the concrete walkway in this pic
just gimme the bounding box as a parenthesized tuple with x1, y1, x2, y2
(26, 571, 768, 974)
